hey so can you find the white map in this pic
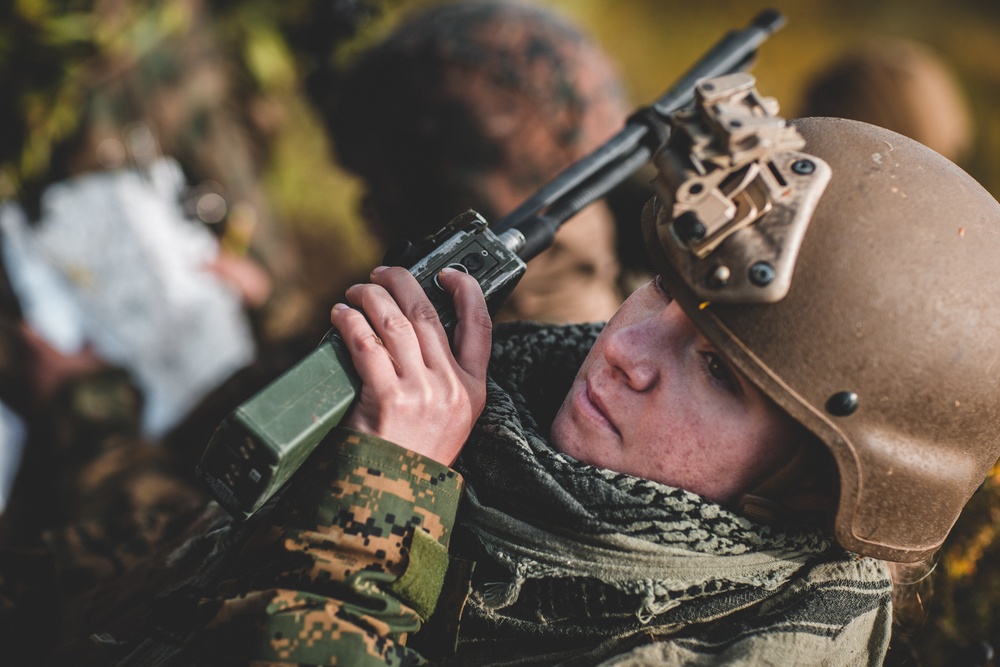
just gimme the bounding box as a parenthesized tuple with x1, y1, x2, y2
(0, 158, 256, 439)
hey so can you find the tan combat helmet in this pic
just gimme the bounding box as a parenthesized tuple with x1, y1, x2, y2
(643, 73, 1000, 563)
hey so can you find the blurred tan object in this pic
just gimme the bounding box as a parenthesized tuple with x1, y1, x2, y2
(317, 1, 631, 324)
(801, 39, 973, 162)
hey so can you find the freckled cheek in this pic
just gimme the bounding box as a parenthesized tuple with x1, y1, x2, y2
(671, 427, 759, 501)
(631, 413, 704, 471)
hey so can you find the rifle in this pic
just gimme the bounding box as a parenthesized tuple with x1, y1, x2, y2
(196, 9, 786, 519)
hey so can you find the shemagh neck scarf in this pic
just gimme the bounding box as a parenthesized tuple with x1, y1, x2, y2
(450, 322, 891, 666)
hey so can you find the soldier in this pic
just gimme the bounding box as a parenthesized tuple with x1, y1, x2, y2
(312, 0, 631, 324)
(38, 73, 1000, 667)
(800, 38, 973, 164)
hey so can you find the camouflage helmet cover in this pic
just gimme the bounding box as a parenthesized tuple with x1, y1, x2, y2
(322, 0, 629, 239)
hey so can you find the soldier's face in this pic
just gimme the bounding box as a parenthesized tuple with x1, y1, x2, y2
(551, 277, 801, 506)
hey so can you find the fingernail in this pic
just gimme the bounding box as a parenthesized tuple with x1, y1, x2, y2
(439, 267, 457, 274)
(371, 265, 389, 276)
(332, 303, 349, 311)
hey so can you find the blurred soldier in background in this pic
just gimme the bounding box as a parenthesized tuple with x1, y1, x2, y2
(0, 0, 316, 577)
(307, 0, 633, 324)
(799, 38, 973, 164)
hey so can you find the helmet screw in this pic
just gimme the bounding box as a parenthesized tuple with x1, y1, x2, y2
(826, 391, 859, 417)
(791, 159, 816, 175)
(748, 261, 775, 286)
(674, 211, 707, 244)
(707, 265, 731, 289)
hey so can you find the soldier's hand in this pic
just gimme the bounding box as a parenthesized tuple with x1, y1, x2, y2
(330, 266, 492, 466)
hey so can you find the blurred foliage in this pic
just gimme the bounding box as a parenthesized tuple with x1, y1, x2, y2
(913, 460, 1000, 665)
(3, 1, 1000, 661)
(0, 0, 192, 197)
(0, 0, 395, 294)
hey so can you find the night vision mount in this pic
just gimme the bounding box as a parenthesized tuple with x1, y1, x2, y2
(645, 72, 831, 304)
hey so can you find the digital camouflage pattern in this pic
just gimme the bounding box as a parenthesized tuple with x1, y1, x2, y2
(183, 429, 464, 666)
(7, 428, 466, 666)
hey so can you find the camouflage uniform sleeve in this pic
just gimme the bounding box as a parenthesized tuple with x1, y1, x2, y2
(189, 427, 465, 666)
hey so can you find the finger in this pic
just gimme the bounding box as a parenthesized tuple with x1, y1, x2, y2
(435, 268, 492, 380)
(329, 302, 400, 382)
(344, 281, 425, 371)
(370, 266, 453, 364)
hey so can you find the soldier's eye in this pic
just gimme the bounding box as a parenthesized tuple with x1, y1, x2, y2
(701, 352, 738, 394)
